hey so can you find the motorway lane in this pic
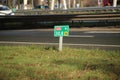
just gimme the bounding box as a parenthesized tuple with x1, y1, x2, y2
(0, 30, 58, 43)
(66, 31, 120, 45)
(0, 29, 120, 50)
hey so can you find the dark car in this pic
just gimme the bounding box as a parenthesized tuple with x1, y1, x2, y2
(34, 5, 49, 9)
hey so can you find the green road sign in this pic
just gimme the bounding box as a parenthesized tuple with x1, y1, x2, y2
(54, 25, 69, 37)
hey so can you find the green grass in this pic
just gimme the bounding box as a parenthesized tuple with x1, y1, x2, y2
(0, 45, 120, 80)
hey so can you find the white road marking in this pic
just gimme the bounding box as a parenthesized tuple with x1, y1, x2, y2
(64, 43, 120, 47)
(85, 31, 120, 33)
(69, 35, 94, 38)
(0, 41, 120, 48)
(0, 41, 58, 45)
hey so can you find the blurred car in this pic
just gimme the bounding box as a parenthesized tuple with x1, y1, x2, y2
(34, 5, 49, 10)
(0, 5, 14, 15)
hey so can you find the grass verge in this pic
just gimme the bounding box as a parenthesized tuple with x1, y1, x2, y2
(0, 45, 120, 80)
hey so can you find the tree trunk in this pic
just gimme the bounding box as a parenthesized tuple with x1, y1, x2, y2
(12, 0, 16, 8)
(113, 0, 117, 7)
(24, 0, 27, 9)
(51, 0, 55, 10)
(68, 0, 71, 8)
(73, 0, 76, 8)
(62, 0, 67, 9)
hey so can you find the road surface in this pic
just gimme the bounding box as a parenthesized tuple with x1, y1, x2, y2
(0, 29, 120, 50)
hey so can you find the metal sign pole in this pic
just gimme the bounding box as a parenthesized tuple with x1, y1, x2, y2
(59, 36, 63, 51)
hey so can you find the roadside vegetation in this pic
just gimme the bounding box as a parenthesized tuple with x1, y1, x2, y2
(0, 45, 120, 80)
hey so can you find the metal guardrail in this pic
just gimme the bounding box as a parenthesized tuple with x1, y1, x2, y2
(0, 12, 120, 29)
(0, 13, 120, 22)
(15, 7, 120, 15)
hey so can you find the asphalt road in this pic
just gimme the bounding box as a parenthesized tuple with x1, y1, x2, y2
(0, 29, 120, 50)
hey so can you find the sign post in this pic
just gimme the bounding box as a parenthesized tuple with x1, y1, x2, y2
(59, 36, 63, 51)
(54, 25, 69, 51)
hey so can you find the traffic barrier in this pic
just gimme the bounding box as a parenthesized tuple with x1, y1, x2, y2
(0, 12, 120, 29)
(15, 7, 120, 15)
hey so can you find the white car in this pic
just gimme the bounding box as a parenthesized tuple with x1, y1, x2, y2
(0, 5, 14, 15)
